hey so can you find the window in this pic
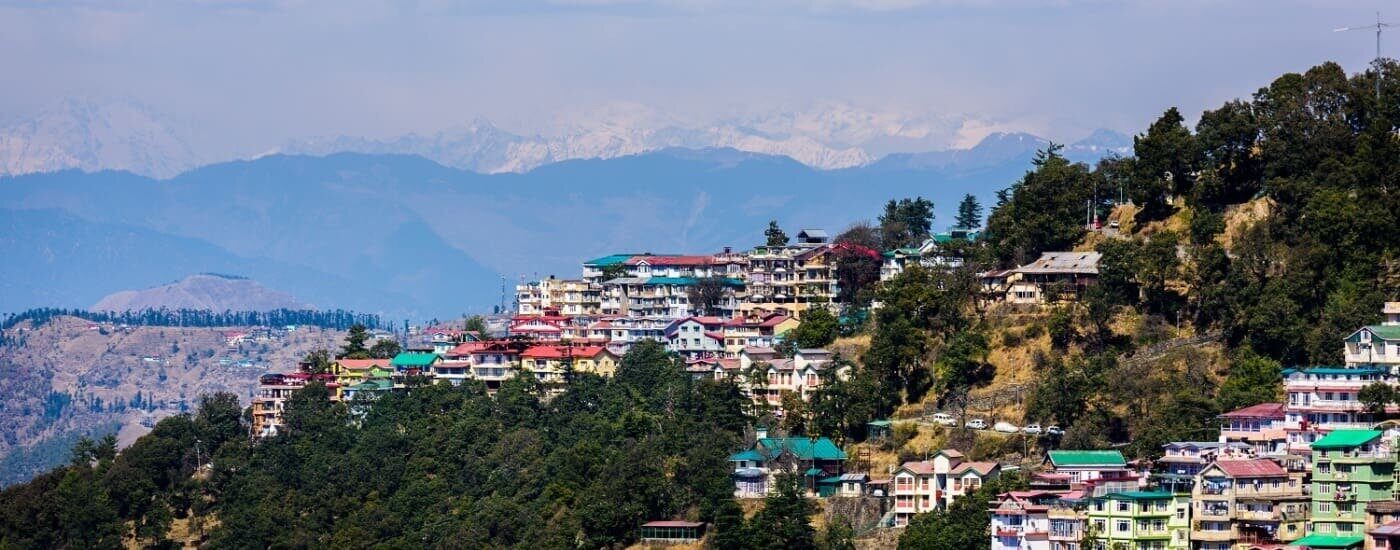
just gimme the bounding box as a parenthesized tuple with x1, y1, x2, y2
(1115, 520, 1129, 533)
(1116, 501, 1130, 512)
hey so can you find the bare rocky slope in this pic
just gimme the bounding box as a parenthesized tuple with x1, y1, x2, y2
(0, 316, 343, 485)
(92, 273, 310, 312)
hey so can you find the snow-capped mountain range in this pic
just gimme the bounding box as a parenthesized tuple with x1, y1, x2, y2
(0, 99, 1131, 178)
(0, 99, 202, 179)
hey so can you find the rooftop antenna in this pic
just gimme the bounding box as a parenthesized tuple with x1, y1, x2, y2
(1336, 12, 1394, 99)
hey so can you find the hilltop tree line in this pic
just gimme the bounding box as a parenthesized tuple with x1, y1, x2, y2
(1, 307, 386, 333)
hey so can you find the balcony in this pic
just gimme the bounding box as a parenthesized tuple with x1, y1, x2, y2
(1324, 449, 1394, 461)
(1308, 400, 1367, 411)
(1190, 527, 1234, 542)
(1345, 352, 1400, 365)
(1234, 509, 1279, 521)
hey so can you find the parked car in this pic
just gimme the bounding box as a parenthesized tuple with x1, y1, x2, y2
(993, 421, 1019, 433)
(932, 412, 958, 427)
(965, 418, 987, 430)
(1022, 423, 1042, 435)
(1046, 425, 1064, 436)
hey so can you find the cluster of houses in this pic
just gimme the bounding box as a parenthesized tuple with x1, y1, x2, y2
(718, 302, 1400, 550)
(516, 227, 1103, 322)
(248, 315, 850, 437)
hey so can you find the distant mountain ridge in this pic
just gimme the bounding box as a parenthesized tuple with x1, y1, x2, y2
(0, 133, 1127, 318)
(92, 274, 309, 312)
(0, 98, 1129, 177)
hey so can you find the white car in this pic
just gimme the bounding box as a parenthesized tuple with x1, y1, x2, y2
(993, 421, 1019, 433)
(932, 413, 958, 427)
(965, 418, 987, 430)
(1022, 424, 1042, 435)
(1046, 425, 1064, 436)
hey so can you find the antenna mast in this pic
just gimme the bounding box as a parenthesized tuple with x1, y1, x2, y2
(1336, 12, 1394, 99)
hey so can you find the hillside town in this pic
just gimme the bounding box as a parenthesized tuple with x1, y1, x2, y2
(242, 221, 1400, 550)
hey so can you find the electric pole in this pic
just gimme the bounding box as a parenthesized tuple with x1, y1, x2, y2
(1336, 12, 1394, 99)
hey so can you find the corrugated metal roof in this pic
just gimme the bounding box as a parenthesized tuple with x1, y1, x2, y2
(1311, 429, 1383, 449)
(1014, 251, 1101, 275)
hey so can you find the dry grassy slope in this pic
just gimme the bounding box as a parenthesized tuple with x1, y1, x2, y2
(0, 316, 343, 456)
(848, 200, 1252, 471)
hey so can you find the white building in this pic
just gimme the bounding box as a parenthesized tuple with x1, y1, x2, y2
(990, 491, 1063, 550)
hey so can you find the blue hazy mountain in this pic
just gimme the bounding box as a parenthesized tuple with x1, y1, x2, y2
(0, 131, 1126, 318)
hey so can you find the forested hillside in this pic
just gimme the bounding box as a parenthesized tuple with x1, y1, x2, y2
(0, 60, 1397, 549)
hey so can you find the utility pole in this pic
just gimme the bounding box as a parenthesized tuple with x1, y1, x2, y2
(1336, 12, 1394, 99)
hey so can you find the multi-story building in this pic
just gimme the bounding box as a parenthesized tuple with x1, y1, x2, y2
(890, 449, 1001, 526)
(600, 276, 744, 318)
(1305, 429, 1396, 547)
(991, 490, 1063, 550)
(737, 347, 844, 406)
(251, 372, 340, 437)
(588, 316, 670, 353)
(515, 277, 603, 316)
(1156, 442, 1253, 477)
(1083, 490, 1191, 550)
(456, 341, 522, 393)
(719, 313, 797, 356)
(1286, 303, 1400, 457)
(519, 345, 619, 384)
(1219, 403, 1288, 458)
(329, 359, 394, 398)
(1191, 459, 1309, 549)
(1344, 302, 1400, 370)
(665, 316, 728, 359)
(744, 230, 837, 315)
(506, 315, 571, 341)
(1283, 366, 1388, 455)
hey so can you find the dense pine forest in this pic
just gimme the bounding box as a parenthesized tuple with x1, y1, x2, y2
(1, 60, 1398, 548)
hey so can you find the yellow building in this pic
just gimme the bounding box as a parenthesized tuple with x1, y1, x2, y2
(330, 359, 394, 398)
(520, 345, 620, 383)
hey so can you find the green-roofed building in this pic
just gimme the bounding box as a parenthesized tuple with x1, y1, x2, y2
(390, 351, 441, 374)
(1043, 450, 1130, 485)
(728, 432, 847, 498)
(1083, 490, 1191, 549)
(1307, 429, 1394, 540)
(1290, 533, 1366, 549)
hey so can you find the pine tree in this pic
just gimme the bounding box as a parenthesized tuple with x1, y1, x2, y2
(765, 220, 790, 246)
(954, 193, 982, 229)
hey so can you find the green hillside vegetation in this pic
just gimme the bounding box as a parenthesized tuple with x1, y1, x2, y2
(0, 60, 1398, 548)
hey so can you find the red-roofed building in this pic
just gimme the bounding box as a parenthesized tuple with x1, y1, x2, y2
(520, 344, 619, 385)
(1221, 402, 1288, 458)
(1193, 459, 1309, 547)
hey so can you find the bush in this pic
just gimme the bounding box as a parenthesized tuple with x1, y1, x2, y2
(1001, 329, 1023, 347)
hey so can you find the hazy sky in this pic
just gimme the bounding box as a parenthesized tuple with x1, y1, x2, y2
(1, 0, 1393, 153)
